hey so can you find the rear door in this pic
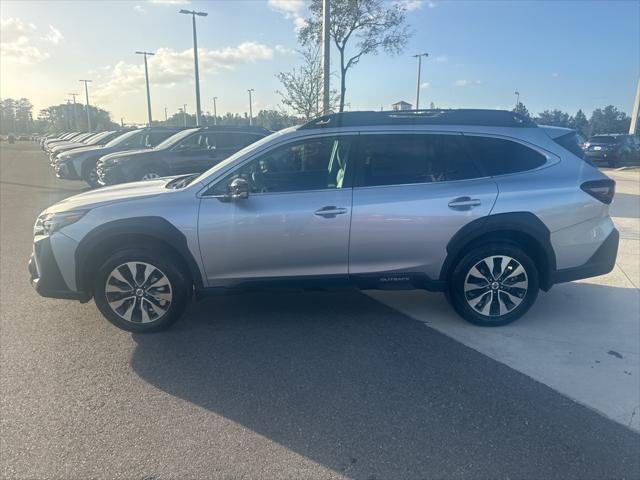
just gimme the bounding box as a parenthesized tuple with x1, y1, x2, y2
(348, 132, 498, 283)
(170, 132, 219, 174)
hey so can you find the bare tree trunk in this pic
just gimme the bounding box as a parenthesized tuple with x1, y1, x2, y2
(339, 48, 346, 112)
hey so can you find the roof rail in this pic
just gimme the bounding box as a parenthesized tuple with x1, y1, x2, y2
(299, 109, 537, 130)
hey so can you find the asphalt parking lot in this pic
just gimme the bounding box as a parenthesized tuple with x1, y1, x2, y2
(1, 142, 639, 479)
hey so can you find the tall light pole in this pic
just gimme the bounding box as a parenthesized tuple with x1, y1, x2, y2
(515, 91, 520, 110)
(183, 104, 187, 127)
(79, 79, 92, 131)
(164, 107, 168, 122)
(412, 53, 428, 110)
(179, 9, 207, 126)
(68, 93, 79, 130)
(135, 51, 155, 126)
(65, 100, 72, 130)
(321, 0, 331, 115)
(212, 97, 218, 125)
(247, 89, 254, 126)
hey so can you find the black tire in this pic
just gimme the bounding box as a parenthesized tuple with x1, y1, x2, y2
(447, 243, 539, 327)
(81, 160, 99, 188)
(93, 247, 191, 333)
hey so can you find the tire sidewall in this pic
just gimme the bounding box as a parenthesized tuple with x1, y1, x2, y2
(93, 248, 190, 333)
(135, 164, 164, 182)
(449, 243, 539, 327)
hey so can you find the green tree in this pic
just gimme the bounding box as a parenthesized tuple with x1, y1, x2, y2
(589, 105, 631, 134)
(535, 109, 573, 127)
(513, 101, 530, 118)
(572, 109, 589, 138)
(0, 98, 17, 134)
(299, 0, 411, 112)
(254, 110, 302, 131)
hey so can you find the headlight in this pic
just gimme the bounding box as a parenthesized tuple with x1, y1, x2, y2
(34, 210, 87, 236)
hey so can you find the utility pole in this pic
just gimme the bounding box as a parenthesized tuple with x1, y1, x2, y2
(183, 104, 187, 127)
(213, 97, 218, 125)
(68, 93, 79, 130)
(322, 0, 331, 115)
(179, 9, 207, 126)
(135, 51, 155, 126)
(515, 91, 520, 110)
(164, 107, 168, 122)
(247, 89, 254, 126)
(412, 53, 428, 110)
(65, 100, 72, 130)
(79, 79, 92, 131)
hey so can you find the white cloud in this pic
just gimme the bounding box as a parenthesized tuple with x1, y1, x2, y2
(93, 42, 274, 102)
(134, 5, 147, 14)
(395, 0, 436, 11)
(454, 79, 482, 87)
(41, 25, 63, 44)
(420, 82, 430, 89)
(268, 0, 306, 30)
(434, 55, 447, 62)
(148, 0, 189, 4)
(0, 17, 49, 64)
(275, 44, 296, 55)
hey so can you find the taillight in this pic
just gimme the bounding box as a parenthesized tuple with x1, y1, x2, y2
(581, 179, 615, 204)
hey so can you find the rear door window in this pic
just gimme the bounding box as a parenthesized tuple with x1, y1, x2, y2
(464, 135, 547, 176)
(355, 133, 482, 187)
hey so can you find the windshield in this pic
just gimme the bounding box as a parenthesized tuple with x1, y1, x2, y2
(154, 128, 200, 150)
(589, 136, 616, 143)
(104, 129, 140, 148)
(193, 127, 296, 185)
(85, 131, 113, 145)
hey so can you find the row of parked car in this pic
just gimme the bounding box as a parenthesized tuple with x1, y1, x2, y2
(38, 126, 270, 187)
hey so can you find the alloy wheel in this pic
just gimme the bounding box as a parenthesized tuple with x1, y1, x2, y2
(105, 262, 172, 323)
(464, 255, 528, 317)
(141, 172, 161, 180)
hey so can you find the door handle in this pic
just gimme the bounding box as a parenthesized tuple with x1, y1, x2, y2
(314, 206, 348, 218)
(448, 197, 481, 210)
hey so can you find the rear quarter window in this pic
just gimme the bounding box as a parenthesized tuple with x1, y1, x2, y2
(553, 132, 585, 159)
(465, 135, 546, 176)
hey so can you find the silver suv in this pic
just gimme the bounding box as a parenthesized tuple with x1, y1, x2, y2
(29, 110, 619, 332)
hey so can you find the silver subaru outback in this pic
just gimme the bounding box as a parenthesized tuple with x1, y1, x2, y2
(29, 110, 618, 332)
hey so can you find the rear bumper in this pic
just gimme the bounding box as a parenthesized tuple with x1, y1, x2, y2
(550, 228, 619, 285)
(28, 238, 90, 302)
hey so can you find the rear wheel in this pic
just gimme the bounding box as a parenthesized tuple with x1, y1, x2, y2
(448, 243, 539, 326)
(93, 247, 191, 332)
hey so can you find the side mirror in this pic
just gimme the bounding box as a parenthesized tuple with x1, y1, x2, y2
(226, 177, 249, 200)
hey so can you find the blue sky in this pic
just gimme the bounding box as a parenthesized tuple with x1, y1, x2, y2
(1, 0, 638, 124)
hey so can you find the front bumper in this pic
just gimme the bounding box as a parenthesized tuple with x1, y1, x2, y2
(54, 161, 80, 180)
(28, 237, 90, 302)
(96, 164, 125, 186)
(550, 228, 619, 285)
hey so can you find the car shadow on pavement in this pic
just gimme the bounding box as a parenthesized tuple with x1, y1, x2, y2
(130, 289, 639, 479)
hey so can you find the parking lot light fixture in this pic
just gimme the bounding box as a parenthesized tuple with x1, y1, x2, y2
(247, 89, 254, 126)
(183, 104, 187, 127)
(412, 53, 429, 110)
(79, 79, 92, 132)
(213, 97, 218, 125)
(179, 9, 208, 127)
(135, 51, 155, 126)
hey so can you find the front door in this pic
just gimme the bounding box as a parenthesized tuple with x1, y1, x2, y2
(197, 135, 356, 286)
(348, 132, 498, 282)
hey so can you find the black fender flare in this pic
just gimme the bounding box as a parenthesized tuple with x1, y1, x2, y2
(74, 216, 204, 293)
(439, 212, 556, 289)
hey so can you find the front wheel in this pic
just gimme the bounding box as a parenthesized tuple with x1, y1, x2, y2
(93, 248, 191, 332)
(448, 244, 539, 326)
(135, 165, 165, 181)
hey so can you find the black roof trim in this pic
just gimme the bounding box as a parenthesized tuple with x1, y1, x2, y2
(299, 109, 537, 130)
